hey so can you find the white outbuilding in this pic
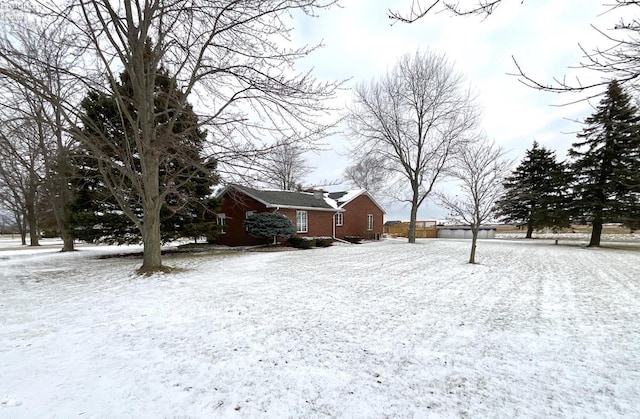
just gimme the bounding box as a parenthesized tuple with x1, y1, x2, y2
(437, 226, 496, 239)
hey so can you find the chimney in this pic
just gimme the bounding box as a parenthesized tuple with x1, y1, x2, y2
(303, 188, 326, 199)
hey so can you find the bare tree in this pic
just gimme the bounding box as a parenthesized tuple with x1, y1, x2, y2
(0, 154, 30, 245)
(260, 140, 310, 190)
(343, 155, 387, 195)
(0, 21, 83, 252)
(0, 0, 339, 273)
(0, 99, 45, 246)
(389, 0, 508, 23)
(349, 50, 479, 243)
(390, 1, 640, 99)
(514, 1, 640, 96)
(437, 138, 511, 264)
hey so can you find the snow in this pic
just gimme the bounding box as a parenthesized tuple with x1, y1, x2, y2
(1, 236, 639, 418)
(335, 189, 365, 206)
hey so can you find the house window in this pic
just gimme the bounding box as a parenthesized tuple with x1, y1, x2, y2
(367, 214, 374, 231)
(296, 210, 308, 233)
(217, 213, 226, 234)
(335, 212, 343, 226)
(245, 211, 256, 231)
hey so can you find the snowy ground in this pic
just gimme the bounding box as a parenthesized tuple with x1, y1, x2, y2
(1, 236, 639, 418)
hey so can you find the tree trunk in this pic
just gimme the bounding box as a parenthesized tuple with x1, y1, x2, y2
(18, 212, 27, 245)
(408, 188, 419, 244)
(469, 227, 478, 264)
(61, 234, 75, 252)
(525, 223, 534, 239)
(26, 198, 39, 246)
(589, 217, 603, 247)
(139, 154, 164, 273)
(408, 206, 418, 244)
(51, 141, 75, 252)
(141, 210, 163, 272)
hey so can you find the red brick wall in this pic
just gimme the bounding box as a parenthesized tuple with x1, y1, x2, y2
(214, 190, 338, 246)
(335, 194, 384, 239)
(214, 191, 269, 246)
(277, 208, 335, 238)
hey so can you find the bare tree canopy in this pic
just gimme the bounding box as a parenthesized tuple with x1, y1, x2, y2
(437, 137, 511, 263)
(390, 1, 640, 98)
(0, 21, 81, 251)
(348, 49, 479, 243)
(514, 1, 640, 96)
(258, 141, 310, 191)
(343, 155, 387, 195)
(389, 0, 511, 23)
(0, 0, 340, 272)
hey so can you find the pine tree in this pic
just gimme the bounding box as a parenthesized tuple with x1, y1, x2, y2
(495, 141, 572, 238)
(570, 80, 640, 246)
(70, 65, 220, 244)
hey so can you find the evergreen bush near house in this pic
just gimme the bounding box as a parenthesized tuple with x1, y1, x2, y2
(344, 236, 362, 244)
(244, 212, 296, 244)
(314, 237, 334, 247)
(288, 237, 316, 249)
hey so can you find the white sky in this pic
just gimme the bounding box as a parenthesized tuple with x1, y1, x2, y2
(291, 0, 628, 220)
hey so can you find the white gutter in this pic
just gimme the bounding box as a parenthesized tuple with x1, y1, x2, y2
(266, 204, 344, 212)
(332, 213, 336, 239)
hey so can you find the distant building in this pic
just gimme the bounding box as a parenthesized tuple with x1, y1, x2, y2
(213, 185, 385, 246)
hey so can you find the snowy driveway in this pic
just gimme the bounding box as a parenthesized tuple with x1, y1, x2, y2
(1, 238, 639, 417)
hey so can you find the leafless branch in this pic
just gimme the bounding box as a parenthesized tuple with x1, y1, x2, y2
(348, 49, 479, 242)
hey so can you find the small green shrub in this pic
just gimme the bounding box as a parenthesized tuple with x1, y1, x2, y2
(315, 237, 333, 247)
(288, 237, 316, 249)
(344, 236, 362, 244)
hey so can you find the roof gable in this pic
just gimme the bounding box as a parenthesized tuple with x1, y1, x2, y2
(328, 189, 386, 214)
(220, 185, 339, 212)
(218, 185, 385, 213)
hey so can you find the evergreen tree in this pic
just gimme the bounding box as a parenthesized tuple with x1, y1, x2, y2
(244, 212, 296, 244)
(70, 65, 220, 244)
(570, 80, 640, 246)
(495, 141, 572, 238)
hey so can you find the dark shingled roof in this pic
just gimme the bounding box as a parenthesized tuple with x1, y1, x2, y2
(327, 191, 348, 204)
(231, 185, 336, 210)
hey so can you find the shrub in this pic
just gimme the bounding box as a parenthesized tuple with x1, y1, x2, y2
(344, 236, 362, 244)
(288, 237, 316, 249)
(314, 237, 333, 247)
(244, 212, 296, 244)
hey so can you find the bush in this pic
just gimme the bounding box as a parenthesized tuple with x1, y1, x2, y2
(314, 237, 333, 247)
(288, 237, 316, 249)
(344, 236, 362, 244)
(244, 212, 296, 244)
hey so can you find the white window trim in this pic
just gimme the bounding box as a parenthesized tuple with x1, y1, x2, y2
(367, 214, 374, 231)
(335, 212, 343, 226)
(296, 210, 308, 233)
(245, 211, 256, 231)
(217, 213, 226, 234)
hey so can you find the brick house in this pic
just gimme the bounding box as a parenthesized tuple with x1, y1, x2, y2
(328, 190, 385, 240)
(213, 185, 385, 246)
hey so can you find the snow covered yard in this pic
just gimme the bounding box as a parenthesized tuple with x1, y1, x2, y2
(1, 237, 639, 418)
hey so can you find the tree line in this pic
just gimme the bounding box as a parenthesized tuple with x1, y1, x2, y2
(0, 0, 339, 273)
(496, 80, 640, 247)
(2, 1, 639, 271)
(343, 51, 639, 260)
